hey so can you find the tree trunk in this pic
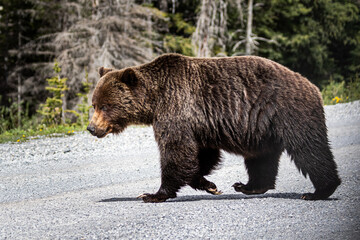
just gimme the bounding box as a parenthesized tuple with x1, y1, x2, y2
(17, 32, 22, 128)
(60, 75, 66, 125)
(17, 75, 21, 128)
(236, 0, 244, 27)
(172, 0, 176, 14)
(193, 0, 211, 57)
(193, 0, 228, 57)
(245, 0, 253, 55)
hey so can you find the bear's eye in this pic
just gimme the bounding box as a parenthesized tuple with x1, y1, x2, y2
(100, 105, 108, 111)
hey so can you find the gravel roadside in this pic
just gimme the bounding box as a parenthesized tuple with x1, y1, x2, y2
(0, 101, 359, 239)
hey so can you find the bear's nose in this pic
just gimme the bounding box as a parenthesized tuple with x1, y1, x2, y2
(87, 125, 95, 134)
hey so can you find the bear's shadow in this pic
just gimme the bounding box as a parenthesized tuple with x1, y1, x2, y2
(99, 193, 339, 203)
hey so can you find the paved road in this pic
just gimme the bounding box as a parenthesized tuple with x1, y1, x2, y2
(0, 102, 359, 239)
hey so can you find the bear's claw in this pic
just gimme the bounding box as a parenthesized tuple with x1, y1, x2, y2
(137, 194, 149, 199)
(137, 193, 169, 203)
(206, 188, 223, 195)
(301, 193, 319, 200)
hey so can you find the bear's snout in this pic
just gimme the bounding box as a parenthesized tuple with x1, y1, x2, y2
(87, 108, 113, 138)
(87, 124, 96, 135)
(87, 122, 112, 138)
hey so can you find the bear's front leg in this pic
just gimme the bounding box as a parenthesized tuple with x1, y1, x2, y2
(137, 136, 199, 203)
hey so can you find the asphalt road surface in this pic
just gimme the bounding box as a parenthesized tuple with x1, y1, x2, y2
(1, 101, 359, 239)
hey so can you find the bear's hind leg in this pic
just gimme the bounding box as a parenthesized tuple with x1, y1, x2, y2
(189, 148, 223, 195)
(233, 146, 282, 195)
(288, 142, 341, 200)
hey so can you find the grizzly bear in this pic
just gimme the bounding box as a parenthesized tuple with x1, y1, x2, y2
(88, 53, 341, 203)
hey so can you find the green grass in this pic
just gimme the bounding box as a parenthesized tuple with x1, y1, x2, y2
(0, 124, 86, 144)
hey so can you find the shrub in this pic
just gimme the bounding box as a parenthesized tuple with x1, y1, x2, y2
(321, 74, 360, 105)
(0, 97, 35, 134)
(37, 61, 68, 126)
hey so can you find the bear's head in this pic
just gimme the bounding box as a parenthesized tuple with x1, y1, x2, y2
(87, 67, 142, 138)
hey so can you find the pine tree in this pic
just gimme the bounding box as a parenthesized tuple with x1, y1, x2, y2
(37, 61, 68, 126)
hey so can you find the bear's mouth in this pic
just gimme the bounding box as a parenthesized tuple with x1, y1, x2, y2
(97, 127, 112, 138)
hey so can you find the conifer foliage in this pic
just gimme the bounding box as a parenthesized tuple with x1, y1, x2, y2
(37, 61, 68, 126)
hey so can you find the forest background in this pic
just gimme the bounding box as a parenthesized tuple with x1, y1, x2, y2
(0, 0, 359, 142)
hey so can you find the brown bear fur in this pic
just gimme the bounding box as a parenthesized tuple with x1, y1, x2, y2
(88, 53, 341, 203)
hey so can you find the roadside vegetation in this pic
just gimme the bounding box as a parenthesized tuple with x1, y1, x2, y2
(321, 76, 360, 105)
(0, 61, 91, 143)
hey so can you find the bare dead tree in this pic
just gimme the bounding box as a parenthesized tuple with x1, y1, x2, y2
(17, 32, 22, 127)
(172, 0, 176, 14)
(192, 0, 210, 57)
(236, 0, 244, 27)
(192, 0, 228, 57)
(245, 0, 254, 55)
(12, 7, 34, 127)
(232, 0, 276, 55)
(10, 0, 167, 111)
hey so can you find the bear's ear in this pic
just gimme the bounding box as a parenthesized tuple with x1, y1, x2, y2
(121, 68, 138, 87)
(99, 67, 114, 77)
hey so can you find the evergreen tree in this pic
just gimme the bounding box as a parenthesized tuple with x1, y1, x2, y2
(0, 0, 62, 106)
(37, 61, 68, 126)
(252, 0, 359, 86)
